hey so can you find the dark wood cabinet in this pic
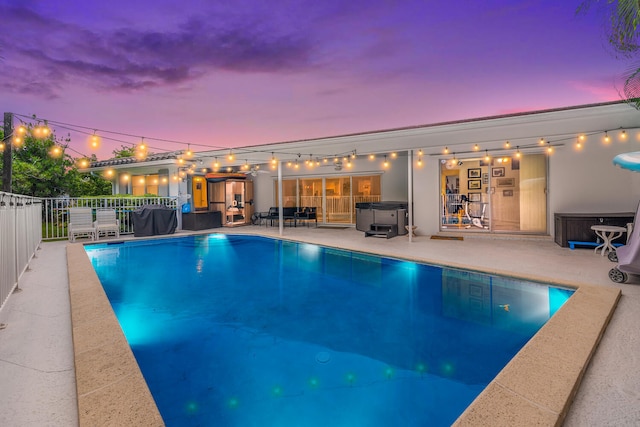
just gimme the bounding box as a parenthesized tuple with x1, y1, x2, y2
(554, 212, 634, 247)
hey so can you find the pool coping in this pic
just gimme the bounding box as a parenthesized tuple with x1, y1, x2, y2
(66, 233, 620, 426)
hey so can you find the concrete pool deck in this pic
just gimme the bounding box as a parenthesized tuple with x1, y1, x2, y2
(1, 226, 639, 426)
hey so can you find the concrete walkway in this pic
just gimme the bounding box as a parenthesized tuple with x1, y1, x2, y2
(0, 240, 77, 426)
(0, 227, 639, 426)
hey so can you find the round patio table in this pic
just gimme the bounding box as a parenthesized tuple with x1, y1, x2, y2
(591, 225, 626, 256)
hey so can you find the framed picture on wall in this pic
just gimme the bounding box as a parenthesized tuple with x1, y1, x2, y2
(468, 180, 481, 190)
(468, 168, 481, 178)
(468, 192, 481, 202)
(492, 167, 505, 177)
(496, 177, 515, 187)
(482, 173, 489, 184)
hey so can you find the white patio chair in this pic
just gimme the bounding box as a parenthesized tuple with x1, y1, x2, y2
(68, 207, 96, 242)
(94, 208, 120, 240)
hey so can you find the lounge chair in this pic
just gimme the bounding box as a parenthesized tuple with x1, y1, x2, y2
(68, 207, 96, 242)
(94, 208, 120, 240)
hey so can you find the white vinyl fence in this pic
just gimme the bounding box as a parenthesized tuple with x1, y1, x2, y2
(0, 192, 42, 313)
(41, 196, 178, 240)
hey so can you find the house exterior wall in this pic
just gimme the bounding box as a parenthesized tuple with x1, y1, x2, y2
(86, 102, 640, 237)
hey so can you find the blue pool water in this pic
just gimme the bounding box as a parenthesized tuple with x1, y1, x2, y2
(85, 234, 573, 427)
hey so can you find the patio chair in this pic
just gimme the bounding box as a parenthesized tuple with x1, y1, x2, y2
(94, 208, 120, 240)
(295, 207, 318, 227)
(68, 207, 96, 242)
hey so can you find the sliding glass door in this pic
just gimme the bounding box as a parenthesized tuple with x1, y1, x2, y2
(275, 175, 381, 225)
(440, 153, 547, 233)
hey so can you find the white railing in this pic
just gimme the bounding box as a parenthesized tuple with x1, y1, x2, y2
(0, 192, 42, 313)
(41, 197, 178, 240)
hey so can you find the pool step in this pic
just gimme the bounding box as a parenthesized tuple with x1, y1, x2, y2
(365, 223, 398, 239)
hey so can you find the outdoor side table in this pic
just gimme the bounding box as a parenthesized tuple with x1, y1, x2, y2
(591, 225, 626, 256)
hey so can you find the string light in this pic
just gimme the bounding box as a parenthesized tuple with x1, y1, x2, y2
(473, 144, 479, 151)
(547, 141, 553, 154)
(539, 138, 545, 145)
(604, 131, 610, 143)
(515, 146, 521, 158)
(351, 150, 357, 159)
(417, 149, 423, 167)
(185, 144, 192, 157)
(484, 150, 490, 162)
(505, 141, 511, 148)
(228, 150, 234, 161)
(369, 154, 375, 160)
(444, 146, 449, 154)
(90, 132, 100, 149)
(576, 136, 583, 149)
(50, 145, 62, 157)
(213, 157, 219, 169)
(390, 152, 397, 158)
(383, 155, 389, 168)
(621, 129, 627, 140)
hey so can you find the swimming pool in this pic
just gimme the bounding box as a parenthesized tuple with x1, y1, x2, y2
(85, 234, 573, 426)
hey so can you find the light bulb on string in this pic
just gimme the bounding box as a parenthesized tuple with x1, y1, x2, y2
(604, 131, 610, 143)
(351, 151, 357, 159)
(228, 150, 234, 161)
(505, 141, 511, 148)
(621, 129, 627, 140)
(473, 144, 479, 151)
(515, 146, 521, 158)
(185, 144, 192, 157)
(484, 150, 490, 162)
(390, 152, 397, 158)
(90, 132, 100, 149)
(547, 142, 553, 154)
(575, 136, 583, 149)
(383, 155, 389, 168)
(271, 153, 277, 165)
(539, 138, 545, 145)
(213, 157, 219, 169)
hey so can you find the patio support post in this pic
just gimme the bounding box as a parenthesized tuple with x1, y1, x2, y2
(408, 149, 413, 243)
(2, 112, 13, 193)
(278, 161, 283, 236)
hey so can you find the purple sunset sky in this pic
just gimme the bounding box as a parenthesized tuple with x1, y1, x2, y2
(0, 0, 631, 160)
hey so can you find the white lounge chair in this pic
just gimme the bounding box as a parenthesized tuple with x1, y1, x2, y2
(68, 208, 96, 242)
(94, 208, 120, 240)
